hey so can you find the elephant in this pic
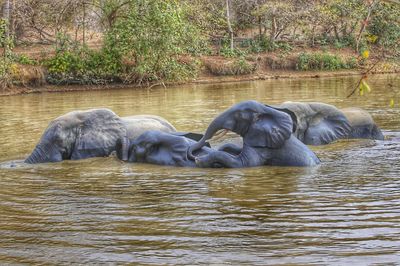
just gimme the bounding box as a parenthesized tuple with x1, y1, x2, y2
(188, 100, 321, 168)
(121, 114, 176, 139)
(275, 102, 383, 145)
(116, 130, 214, 167)
(25, 109, 177, 164)
(275, 101, 352, 145)
(341, 107, 384, 140)
(116, 130, 247, 167)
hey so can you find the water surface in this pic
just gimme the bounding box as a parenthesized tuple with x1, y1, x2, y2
(1, 75, 399, 264)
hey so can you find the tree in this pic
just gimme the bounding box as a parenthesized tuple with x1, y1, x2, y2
(107, 0, 202, 84)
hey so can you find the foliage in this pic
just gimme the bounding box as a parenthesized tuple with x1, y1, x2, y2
(106, 0, 203, 84)
(13, 54, 38, 65)
(204, 57, 256, 76)
(220, 42, 247, 58)
(368, 2, 400, 53)
(296, 52, 357, 71)
(0, 18, 14, 90)
(45, 34, 123, 84)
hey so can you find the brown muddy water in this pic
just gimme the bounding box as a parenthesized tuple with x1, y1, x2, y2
(0, 74, 399, 265)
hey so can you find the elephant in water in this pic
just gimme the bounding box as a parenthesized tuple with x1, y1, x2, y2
(25, 109, 177, 164)
(116, 130, 212, 167)
(275, 102, 383, 145)
(341, 107, 384, 140)
(187, 100, 320, 168)
(121, 114, 176, 139)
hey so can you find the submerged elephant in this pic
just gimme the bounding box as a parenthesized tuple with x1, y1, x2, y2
(188, 100, 320, 168)
(121, 114, 176, 139)
(276, 102, 383, 145)
(341, 107, 384, 140)
(25, 109, 177, 164)
(275, 101, 351, 145)
(116, 130, 212, 167)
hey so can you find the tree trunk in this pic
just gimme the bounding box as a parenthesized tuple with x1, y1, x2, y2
(82, 0, 86, 45)
(271, 15, 277, 42)
(2, 0, 10, 39)
(356, 1, 376, 53)
(225, 0, 234, 50)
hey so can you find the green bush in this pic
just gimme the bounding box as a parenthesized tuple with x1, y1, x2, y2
(233, 57, 256, 74)
(13, 54, 38, 65)
(368, 2, 400, 53)
(107, 0, 203, 83)
(220, 44, 247, 58)
(204, 57, 256, 76)
(296, 52, 357, 71)
(45, 44, 123, 85)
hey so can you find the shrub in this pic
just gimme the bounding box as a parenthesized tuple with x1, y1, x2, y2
(265, 55, 297, 70)
(204, 57, 256, 76)
(220, 44, 247, 58)
(107, 0, 203, 83)
(296, 52, 357, 71)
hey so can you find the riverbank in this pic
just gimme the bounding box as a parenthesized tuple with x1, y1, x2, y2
(1, 48, 399, 97)
(0, 69, 393, 97)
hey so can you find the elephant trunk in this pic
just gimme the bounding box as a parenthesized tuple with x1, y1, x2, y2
(188, 115, 228, 159)
(121, 136, 129, 161)
(25, 144, 51, 164)
(116, 136, 130, 161)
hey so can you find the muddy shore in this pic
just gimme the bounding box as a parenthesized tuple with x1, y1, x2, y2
(2, 67, 398, 97)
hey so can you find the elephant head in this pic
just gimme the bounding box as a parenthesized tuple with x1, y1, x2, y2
(277, 102, 352, 145)
(341, 107, 384, 140)
(118, 130, 211, 167)
(25, 109, 129, 164)
(188, 100, 319, 168)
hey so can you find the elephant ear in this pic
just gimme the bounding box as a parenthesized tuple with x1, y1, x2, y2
(244, 106, 293, 149)
(71, 109, 127, 160)
(169, 139, 193, 166)
(304, 114, 351, 145)
(269, 106, 298, 133)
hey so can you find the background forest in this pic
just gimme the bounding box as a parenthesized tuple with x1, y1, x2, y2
(0, 0, 399, 89)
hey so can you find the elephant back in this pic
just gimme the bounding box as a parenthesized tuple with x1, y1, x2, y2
(341, 107, 384, 140)
(341, 107, 375, 127)
(279, 102, 351, 145)
(121, 115, 176, 139)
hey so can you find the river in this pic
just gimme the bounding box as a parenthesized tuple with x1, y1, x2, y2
(0, 74, 399, 264)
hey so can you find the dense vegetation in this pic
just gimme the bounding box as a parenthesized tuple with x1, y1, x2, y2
(0, 0, 399, 90)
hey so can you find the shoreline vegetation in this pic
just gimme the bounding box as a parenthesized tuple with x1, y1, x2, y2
(1, 0, 399, 96)
(1, 62, 398, 97)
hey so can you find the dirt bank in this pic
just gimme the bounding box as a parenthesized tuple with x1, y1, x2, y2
(1, 48, 399, 96)
(2, 68, 397, 97)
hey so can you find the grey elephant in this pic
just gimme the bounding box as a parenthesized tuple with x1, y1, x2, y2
(341, 107, 384, 140)
(187, 100, 320, 168)
(275, 101, 351, 145)
(275, 102, 383, 145)
(25, 109, 176, 164)
(116, 130, 213, 167)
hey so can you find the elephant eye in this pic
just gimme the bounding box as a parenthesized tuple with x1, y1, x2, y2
(146, 143, 158, 153)
(212, 162, 224, 168)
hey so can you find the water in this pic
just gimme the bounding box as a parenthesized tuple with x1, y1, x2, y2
(0, 75, 399, 264)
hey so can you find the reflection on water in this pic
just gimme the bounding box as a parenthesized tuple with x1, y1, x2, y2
(0, 75, 399, 264)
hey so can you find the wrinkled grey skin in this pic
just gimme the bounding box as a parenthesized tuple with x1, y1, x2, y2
(276, 102, 352, 145)
(341, 107, 384, 140)
(121, 115, 176, 139)
(276, 102, 383, 144)
(25, 109, 126, 164)
(119, 130, 213, 167)
(188, 100, 320, 168)
(25, 109, 177, 164)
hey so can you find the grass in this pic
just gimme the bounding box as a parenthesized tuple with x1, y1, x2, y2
(203, 57, 257, 76)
